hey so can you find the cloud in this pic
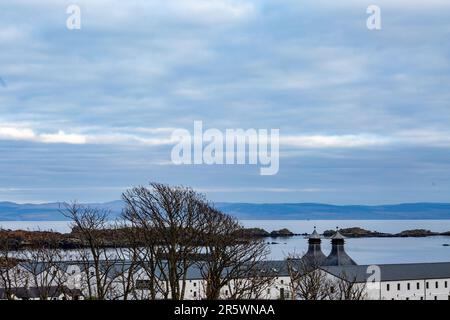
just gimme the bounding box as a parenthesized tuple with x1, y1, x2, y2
(196, 187, 333, 193)
(281, 134, 390, 148)
(5, 0, 255, 29)
(39, 131, 87, 144)
(2, 122, 450, 151)
(0, 126, 35, 141)
(1, 0, 450, 203)
(282, 131, 450, 149)
(395, 130, 450, 147)
(0, 126, 86, 145)
(310, 0, 450, 9)
(166, 0, 256, 25)
(0, 123, 178, 146)
(0, 27, 27, 42)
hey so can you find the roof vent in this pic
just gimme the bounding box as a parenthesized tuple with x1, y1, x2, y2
(322, 228, 357, 266)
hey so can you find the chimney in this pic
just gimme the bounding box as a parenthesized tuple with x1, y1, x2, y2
(322, 228, 357, 266)
(300, 227, 326, 266)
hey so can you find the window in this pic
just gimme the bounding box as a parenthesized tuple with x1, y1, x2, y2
(435, 281, 438, 289)
(280, 288, 285, 300)
(420, 297, 424, 300)
(386, 284, 390, 291)
(225, 290, 228, 296)
(193, 282, 197, 287)
(426, 282, 429, 289)
(267, 289, 270, 295)
(407, 283, 410, 290)
(330, 286, 335, 294)
(434, 296, 437, 300)
(397, 283, 400, 291)
(445, 281, 448, 288)
(135, 280, 151, 290)
(193, 291, 197, 298)
(71, 270, 76, 275)
(280, 279, 284, 284)
(406, 297, 409, 300)
(416, 282, 420, 290)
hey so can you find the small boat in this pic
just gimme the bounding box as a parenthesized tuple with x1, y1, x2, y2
(443, 244, 450, 247)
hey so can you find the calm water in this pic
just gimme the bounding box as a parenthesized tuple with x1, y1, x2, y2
(240, 220, 450, 234)
(241, 220, 450, 263)
(1, 220, 450, 264)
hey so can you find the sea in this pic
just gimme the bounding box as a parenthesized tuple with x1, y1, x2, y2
(1, 220, 450, 265)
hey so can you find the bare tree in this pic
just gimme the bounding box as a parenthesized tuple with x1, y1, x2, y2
(122, 183, 207, 300)
(121, 193, 164, 300)
(197, 205, 274, 299)
(327, 272, 367, 300)
(19, 233, 68, 300)
(61, 202, 117, 300)
(0, 235, 27, 300)
(110, 222, 144, 300)
(225, 267, 276, 299)
(286, 254, 367, 300)
(286, 254, 331, 300)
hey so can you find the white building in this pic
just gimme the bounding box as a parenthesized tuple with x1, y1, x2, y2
(1, 230, 450, 300)
(322, 263, 450, 300)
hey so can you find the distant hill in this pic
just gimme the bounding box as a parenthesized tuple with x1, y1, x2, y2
(215, 202, 450, 220)
(1, 201, 450, 221)
(0, 201, 124, 221)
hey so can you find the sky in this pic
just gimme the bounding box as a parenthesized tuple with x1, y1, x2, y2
(1, 0, 450, 204)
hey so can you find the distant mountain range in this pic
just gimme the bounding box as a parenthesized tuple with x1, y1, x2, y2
(215, 203, 450, 220)
(1, 201, 450, 221)
(0, 201, 124, 221)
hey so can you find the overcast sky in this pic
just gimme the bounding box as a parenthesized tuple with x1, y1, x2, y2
(1, 0, 450, 204)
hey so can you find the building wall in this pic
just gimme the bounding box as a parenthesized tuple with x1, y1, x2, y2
(366, 279, 450, 300)
(2, 264, 450, 300)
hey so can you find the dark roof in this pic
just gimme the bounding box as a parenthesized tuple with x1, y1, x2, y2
(20, 261, 51, 274)
(330, 230, 345, 240)
(309, 228, 321, 239)
(0, 286, 82, 299)
(301, 251, 326, 266)
(9, 260, 450, 282)
(322, 250, 357, 266)
(322, 233, 357, 266)
(106, 262, 134, 278)
(175, 260, 287, 280)
(301, 238, 326, 266)
(322, 262, 450, 282)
